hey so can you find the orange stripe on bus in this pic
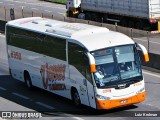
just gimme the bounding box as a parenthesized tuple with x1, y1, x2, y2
(96, 91, 146, 110)
(90, 64, 96, 73)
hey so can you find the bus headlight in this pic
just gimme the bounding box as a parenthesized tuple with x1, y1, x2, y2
(136, 87, 145, 94)
(96, 94, 111, 100)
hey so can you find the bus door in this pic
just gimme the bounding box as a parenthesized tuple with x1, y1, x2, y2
(83, 53, 96, 108)
(68, 42, 96, 107)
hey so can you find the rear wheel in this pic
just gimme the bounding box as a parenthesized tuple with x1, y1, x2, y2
(135, 20, 143, 30)
(121, 19, 128, 27)
(91, 14, 98, 21)
(72, 89, 81, 106)
(85, 13, 91, 20)
(128, 20, 135, 28)
(24, 72, 32, 89)
(78, 13, 85, 19)
(67, 11, 73, 17)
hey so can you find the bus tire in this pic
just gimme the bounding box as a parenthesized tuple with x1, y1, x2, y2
(91, 14, 98, 22)
(85, 13, 91, 20)
(24, 71, 32, 89)
(71, 88, 81, 106)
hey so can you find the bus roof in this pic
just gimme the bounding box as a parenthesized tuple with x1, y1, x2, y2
(7, 17, 134, 51)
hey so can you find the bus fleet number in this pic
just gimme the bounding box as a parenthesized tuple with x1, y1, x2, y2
(11, 51, 21, 60)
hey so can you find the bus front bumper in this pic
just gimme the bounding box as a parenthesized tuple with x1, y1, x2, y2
(96, 91, 146, 110)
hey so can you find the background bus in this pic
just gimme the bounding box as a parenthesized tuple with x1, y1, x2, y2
(5, 17, 149, 110)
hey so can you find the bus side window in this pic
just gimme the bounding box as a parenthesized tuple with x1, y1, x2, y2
(68, 42, 83, 69)
(68, 43, 92, 84)
(44, 35, 66, 61)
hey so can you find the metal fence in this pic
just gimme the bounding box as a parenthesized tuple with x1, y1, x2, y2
(0, 6, 160, 55)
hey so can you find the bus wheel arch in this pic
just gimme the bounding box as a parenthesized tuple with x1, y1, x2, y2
(71, 87, 81, 106)
(24, 70, 33, 89)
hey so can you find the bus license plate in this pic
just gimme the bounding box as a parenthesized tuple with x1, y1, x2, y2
(120, 100, 128, 104)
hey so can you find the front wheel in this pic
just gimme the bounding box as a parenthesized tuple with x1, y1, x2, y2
(72, 89, 81, 106)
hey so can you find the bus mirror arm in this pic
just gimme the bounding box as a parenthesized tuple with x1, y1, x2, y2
(136, 43, 149, 62)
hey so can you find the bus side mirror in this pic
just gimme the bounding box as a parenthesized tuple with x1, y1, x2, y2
(136, 43, 149, 62)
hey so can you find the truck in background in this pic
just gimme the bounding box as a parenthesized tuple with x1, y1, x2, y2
(66, 0, 160, 31)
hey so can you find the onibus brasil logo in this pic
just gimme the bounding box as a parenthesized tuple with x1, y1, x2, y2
(40, 63, 66, 90)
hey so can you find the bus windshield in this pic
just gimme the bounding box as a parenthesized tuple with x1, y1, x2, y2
(92, 45, 142, 88)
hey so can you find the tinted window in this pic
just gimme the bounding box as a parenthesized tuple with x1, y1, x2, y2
(7, 26, 66, 61)
(68, 42, 92, 84)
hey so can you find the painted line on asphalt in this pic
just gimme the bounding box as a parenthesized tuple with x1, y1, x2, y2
(14, 0, 23, 3)
(36, 102, 55, 110)
(31, 8, 38, 10)
(27, 3, 34, 5)
(143, 70, 160, 78)
(12, 92, 30, 100)
(71, 117, 84, 120)
(0, 86, 7, 91)
(8, 4, 14, 6)
(5, 0, 13, 1)
(63, 114, 84, 120)
(58, 12, 65, 15)
(44, 10, 52, 13)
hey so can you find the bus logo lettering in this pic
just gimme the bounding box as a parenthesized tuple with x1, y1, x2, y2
(40, 63, 66, 90)
(118, 84, 127, 89)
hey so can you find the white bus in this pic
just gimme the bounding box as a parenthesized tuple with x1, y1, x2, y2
(6, 17, 149, 110)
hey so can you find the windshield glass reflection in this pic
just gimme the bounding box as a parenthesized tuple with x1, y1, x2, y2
(92, 45, 142, 88)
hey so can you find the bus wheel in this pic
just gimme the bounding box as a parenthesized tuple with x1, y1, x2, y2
(68, 11, 73, 17)
(85, 13, 91, 20)
(91, 14, 98, 22)
(121, 18, 128, 27)
(24, 72, 32, 89)
(135, 20, 143, 30)
(72, 89, 81, 106)
(128, 20, 135, 28)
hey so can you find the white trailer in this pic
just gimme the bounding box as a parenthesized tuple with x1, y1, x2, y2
(66, 0, 160, 30)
